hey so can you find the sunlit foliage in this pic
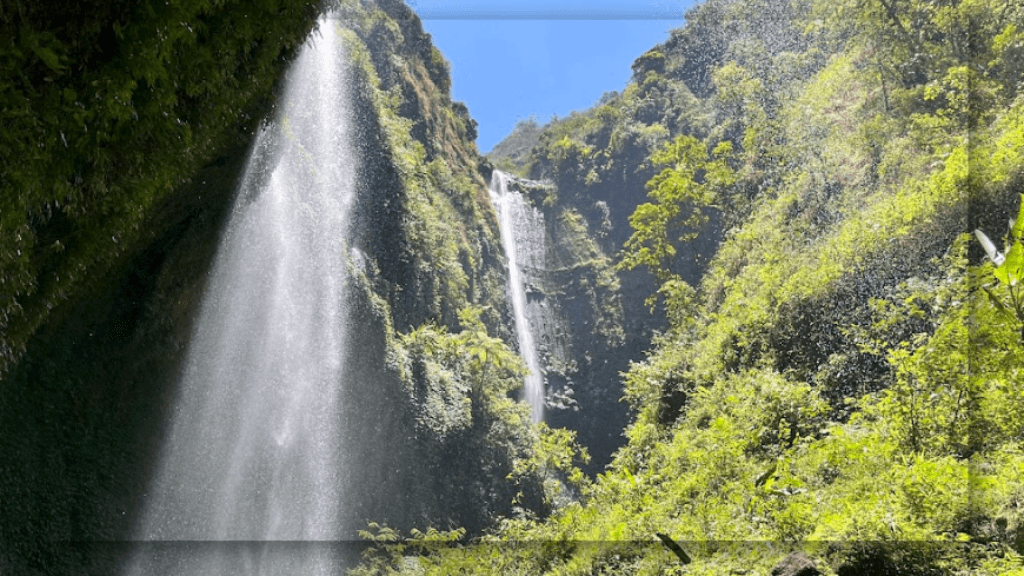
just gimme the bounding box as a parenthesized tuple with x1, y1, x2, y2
(619, 136, 735, 286)
(352, 0, 1024, 573)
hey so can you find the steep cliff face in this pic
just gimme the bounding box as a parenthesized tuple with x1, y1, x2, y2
(338, 0, 509, 334)
(0, 1, 569, 573)
(476, 172, 640, 474)
(326, 0, 561, 534)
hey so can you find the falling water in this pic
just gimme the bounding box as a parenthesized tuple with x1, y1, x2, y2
(490, 171, 546, 422)
(128, 18, 355, 575)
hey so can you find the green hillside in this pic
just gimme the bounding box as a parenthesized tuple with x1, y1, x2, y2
(357, 0, 1024, 573)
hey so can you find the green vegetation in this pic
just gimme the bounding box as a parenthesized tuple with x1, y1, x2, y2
(0, 0, 322, 375)
(351, 0, 1024, 573)
(5, 0, 1024, 572)
(619, 135, 734, 287)
(487, 117, 544, 174)
(369, 297, 590, 530)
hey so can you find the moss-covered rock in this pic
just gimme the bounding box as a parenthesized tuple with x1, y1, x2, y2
(0, 0, 323, 376)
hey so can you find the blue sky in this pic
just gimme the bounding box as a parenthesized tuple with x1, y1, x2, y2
(416, 1, 697, 153)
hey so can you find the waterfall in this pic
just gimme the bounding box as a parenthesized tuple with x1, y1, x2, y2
(490, 171, 547, 422)
(127, 18, 355, 574)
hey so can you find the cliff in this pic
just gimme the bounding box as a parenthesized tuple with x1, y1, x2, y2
(368, 0, 1024, 573)
(0, 1, 581, 573)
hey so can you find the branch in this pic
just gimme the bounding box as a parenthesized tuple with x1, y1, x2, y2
(656, 533, 692, 565)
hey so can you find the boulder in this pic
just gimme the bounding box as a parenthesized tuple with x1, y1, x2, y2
(771, 552, 821, 576)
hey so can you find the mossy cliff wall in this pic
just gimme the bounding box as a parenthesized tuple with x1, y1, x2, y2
(326, 0, 555, 535)
(1, 1, 321, 572)
(0, 1, 555, 573)
(479, 174, 648, 475)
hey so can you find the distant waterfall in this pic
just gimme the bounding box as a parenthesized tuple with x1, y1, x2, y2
(490, 171, 546, 422)
(128, 18, 355, 575)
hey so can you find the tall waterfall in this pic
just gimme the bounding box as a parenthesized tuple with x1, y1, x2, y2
(128, 18, 355, 574)
(490, 171, 546, 422)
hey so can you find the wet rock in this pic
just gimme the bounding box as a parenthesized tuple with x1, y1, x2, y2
(771, 552, 820, 576)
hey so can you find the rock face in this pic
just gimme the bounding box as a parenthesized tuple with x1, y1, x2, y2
(771, 552, 821, 576)
(486, 174, 636, 473)
(0, 1, 537, 572)
(486, 157, 719, 473)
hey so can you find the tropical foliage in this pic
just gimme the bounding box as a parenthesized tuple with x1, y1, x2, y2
(0, 0, 323, 374)
(354, 0, 1024, 573)
(5, 0, 1024, 572)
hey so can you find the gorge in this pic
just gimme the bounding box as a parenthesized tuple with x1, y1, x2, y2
(2, 0, 1024, 575)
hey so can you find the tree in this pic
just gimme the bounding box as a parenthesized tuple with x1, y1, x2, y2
(619, 135, 735, 288)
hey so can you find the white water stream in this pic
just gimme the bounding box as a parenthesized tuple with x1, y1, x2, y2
(127, 18, 356, 575)
(490, 171, 547, 422)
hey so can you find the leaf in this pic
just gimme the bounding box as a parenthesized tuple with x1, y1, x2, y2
(995, 242, 1024, 286)
(31, 43, 64, 73)
(623, 467, 637, 488)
